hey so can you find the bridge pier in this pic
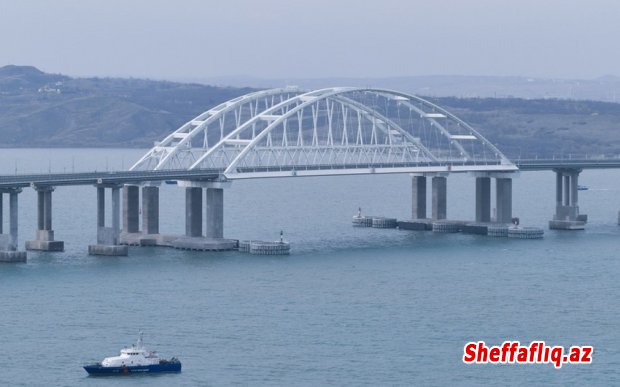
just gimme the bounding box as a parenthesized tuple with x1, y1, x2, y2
(172, 181, 236, 251)
(411, 176, 427, 219)
(120, 184, 162, 246)
(26, 186, 64, 251)
(549, 168, 586, 230)
(142, 186, 159, 235)
(123, 185, 140, 233)
(89, 184, 128, 256)
(185, 187, 203, 237)
(0, 189, 26, 262)
(496, 177, 513, 223)
(471, 172, 515, 224)
(475, 177, 491, 222)
(206, 188, 224, 239)
(408, 174, 446, 226)
(431, 176, 447, 220)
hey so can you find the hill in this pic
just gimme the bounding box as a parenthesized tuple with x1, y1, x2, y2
(0, 65, 619, 158)
(0, 65, 255, 147)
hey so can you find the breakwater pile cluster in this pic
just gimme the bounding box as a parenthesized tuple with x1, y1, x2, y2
(239, 240, 291, 255)
(353, 215, 544, 239)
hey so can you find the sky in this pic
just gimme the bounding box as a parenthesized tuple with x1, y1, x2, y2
(0, 0, 618, 81)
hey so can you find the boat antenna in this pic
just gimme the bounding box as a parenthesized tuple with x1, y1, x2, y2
(137, 331, 144, 349)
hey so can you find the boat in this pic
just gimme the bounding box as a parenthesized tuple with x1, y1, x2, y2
(83, 332, 181, 375)
(578, 185, 589, 191)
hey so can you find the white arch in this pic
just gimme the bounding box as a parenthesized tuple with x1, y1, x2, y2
(131, 87, 515, 177)
(130, 87, 303, 171)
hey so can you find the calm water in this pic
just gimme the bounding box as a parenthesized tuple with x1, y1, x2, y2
(1, 149, 619, 386)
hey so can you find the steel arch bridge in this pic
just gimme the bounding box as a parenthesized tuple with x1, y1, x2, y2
(131, 87, 517, 178)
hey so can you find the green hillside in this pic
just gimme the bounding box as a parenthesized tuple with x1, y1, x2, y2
(0, 65, 255, 147)
(1, 65, 619, 159)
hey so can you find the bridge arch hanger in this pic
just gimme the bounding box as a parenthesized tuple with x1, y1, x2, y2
(130, 87, 305, 171)
(132, 87, 515, 177)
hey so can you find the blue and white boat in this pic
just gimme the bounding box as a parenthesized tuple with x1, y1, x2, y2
(83, 333, 181, 375)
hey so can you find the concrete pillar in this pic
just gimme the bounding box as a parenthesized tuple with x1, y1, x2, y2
(90, 185, 128, 256)
(411, 176, 427, 219)
(97, 186, 105, 228)
(111, 187, 120, 245)
(37, 190, 45, 230)
(475, 177, 491, 222)
(9, 190, 18, 251)
(206, 188, 224, 239)
(123, 185, 140, 233)
(142, 186, 159, 235)
(555, 171, 563, 207)
(44, 190, 52, 230)
(495, 178, 512, 224)
(563, 175, 570, 206)
(185, 187, 202, 237)
(431, 176, 447, 220)
(27, 187, 64, 251)
(570, 172, 579, 207)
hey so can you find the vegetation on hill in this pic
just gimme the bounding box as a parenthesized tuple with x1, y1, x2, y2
(0, 65, 619, 158)
(431, 96, 620, 158)
(0, 65, 254, 147)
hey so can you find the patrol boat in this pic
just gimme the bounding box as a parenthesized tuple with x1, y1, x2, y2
(83, 332, 181, 375)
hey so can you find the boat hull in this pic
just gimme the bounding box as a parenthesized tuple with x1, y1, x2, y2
(84, 362, 181, 375)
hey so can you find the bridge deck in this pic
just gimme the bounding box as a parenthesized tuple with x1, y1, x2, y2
(0, 159, 617, 188)
(0, 169, 220, 189)
(516, 159, 620, 170)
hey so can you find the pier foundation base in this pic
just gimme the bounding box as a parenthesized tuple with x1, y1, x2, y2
(170, 237, 238, 251)
(0, 250, 27, 262)
(88, 244, 129, 256)
(26, 230, 64, 252)
(549, 220, 586, 230)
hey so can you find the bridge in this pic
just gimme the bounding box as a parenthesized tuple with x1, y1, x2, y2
(0, 87, 613, 261)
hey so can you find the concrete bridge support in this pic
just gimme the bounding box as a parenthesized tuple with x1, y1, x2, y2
(411, 176, 427, 219)
(122, 185, 140, 233)
(550, 168, 586, 230)
(495, 178, 513, 224)
(432, 176, 447, 220)
(472, 172, 515, 224)
(0, 189, 26, 262)
(185, 187, 203, 237)
(171, 180, 236, 251)
(475, 177, 491, 223)
(206, 188, 224, 239)
(120, 184, 161, 246)
(89, 185, 128, 256)
(26, 187, 64, 251)
(142, 186, 159, 235)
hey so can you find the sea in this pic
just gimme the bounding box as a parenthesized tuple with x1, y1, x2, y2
(0, 148, 619, 386)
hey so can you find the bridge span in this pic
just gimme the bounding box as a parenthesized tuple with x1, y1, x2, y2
(0, 87, 615, 262)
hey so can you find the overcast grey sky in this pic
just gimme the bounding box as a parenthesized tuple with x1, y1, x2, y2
(0, 0, 617, 80)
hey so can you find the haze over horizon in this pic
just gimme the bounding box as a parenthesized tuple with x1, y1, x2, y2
(1, 0, 618, 82)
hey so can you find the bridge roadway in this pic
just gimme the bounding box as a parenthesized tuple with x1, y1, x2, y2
(0, 168, 221, 189)
(0, 159, 618, 189)
(0, 159, 617, 189)
(515, 159, 620, 171)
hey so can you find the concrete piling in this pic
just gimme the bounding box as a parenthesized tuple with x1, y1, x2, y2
(185, 187, 203, 237)
(0, 189, 26, 262)
(206, 188, 224, 238)
(411, 176, 427, 219)
(550, 168, 586, 230)
(432, 176, 447, 220)
(89, 184, 128, 256)
(26, 186, 64, 251)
